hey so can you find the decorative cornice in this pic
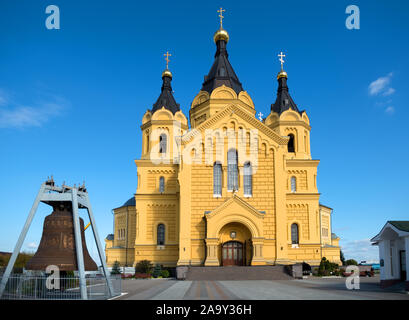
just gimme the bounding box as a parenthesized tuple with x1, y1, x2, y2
(286, 193, 320, 201)
(141, 120, 189, 131)
(147, 203, 176, 208)
(134, 160, 179, 168)
(190, 97, 254, 115)
(286, 159, 320, 167)
(182, 104, 288, 146)
(147, 169, 177, 174)
(268, 120, 311, 131)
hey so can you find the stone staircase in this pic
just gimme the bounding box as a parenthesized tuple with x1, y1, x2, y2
(185, 266, 294, 281)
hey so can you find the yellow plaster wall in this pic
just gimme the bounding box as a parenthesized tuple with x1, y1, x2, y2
(106, 86, 341, 268)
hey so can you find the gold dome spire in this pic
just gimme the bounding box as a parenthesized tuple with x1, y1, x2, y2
(162, 51, 172, 78)
(213, 28, 229, 43)
(213, 7, 229, 43)
(277, 51, 288, 79)
(162, 69, 172, 78)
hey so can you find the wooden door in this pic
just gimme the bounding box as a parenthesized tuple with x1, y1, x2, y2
(222, 241, 243, 266)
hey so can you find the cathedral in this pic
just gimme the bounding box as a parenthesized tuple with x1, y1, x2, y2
(105, 10, 341, 269)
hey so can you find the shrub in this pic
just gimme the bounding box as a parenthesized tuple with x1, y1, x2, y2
(317, 257, 340, 276)
(134, 273, 151, 279)
(135, 260, 153, 275)
(160, 270, 170, 278)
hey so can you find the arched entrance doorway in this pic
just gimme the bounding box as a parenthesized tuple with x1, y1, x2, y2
(222, 241, 244, 266)
(218, 222, 252, 266)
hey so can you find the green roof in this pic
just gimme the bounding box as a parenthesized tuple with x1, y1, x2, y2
(388, 221, 409, 232)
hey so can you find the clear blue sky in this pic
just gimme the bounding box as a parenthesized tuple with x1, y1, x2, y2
(0, 0, 408, 264)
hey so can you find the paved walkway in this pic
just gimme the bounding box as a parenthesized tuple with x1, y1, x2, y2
(116, 276, 409, 300)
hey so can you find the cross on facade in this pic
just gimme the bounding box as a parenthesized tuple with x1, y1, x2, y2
(258, 112, 264, 121)
(164, 51, 171, 69)
(278, 51, 286, 70)
(217, 7, 225, 28)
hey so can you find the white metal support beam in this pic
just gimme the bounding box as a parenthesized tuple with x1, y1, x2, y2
(85, 193, 114, 297)
(0, 183, 46, 298)
(72, 187, 88, 300)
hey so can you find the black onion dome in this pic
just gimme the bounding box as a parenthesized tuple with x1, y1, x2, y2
(151, 71, 180, 114)
(271, 73, 301, 115)
(201, 36, 244, 95)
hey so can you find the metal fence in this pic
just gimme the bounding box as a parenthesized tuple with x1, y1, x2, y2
(0, 274, 121, 300)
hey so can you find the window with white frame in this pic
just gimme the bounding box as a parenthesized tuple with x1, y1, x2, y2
(213, 162, 222, 196)
(227, 149, 238, 191)
(243, 162, 252, 196)
(291, 223, 299, 244)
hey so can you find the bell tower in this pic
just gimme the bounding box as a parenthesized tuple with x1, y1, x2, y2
(265, 52, 312, 160)
(140, 53, 188, 163)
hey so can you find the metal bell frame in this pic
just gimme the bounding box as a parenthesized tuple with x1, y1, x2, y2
(0, 178, 114, 300)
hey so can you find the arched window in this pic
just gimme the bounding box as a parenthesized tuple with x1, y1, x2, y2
(157, 224, 165, 245)
(288, 134, 295, 153)
(291, 223, 299, 244)
(159, 176, 165, 193)
(159, 133, 167, 154)
(227, 149, 238, 191)
(291, 176, 297, 193)
(213, 162, 222, 197)
(243, 162, 252, 196)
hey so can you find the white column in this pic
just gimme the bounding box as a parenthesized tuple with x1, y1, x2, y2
(380, 240, 392, 280)
(405, 236, 409, 282)
(392, 239, 400, 279)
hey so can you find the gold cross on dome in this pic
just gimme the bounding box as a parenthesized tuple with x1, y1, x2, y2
(217, 7, 225, 28)
(278, 52, 286, 70)
(164, 51, 171, 69)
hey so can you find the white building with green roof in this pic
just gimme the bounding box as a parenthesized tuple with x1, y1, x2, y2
(371, 221, 409, 290)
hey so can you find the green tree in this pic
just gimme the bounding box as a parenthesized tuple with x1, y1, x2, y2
(152, 264, 162, 278)
(340, 250, 346, 266)
(0, 252, 34, 268)
(345, 259, 358, 266)
(111, 261, 121, 275)
(15, 252, 34, 268)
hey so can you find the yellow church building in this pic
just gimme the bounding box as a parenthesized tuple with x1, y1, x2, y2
(105, 11, 341, 269)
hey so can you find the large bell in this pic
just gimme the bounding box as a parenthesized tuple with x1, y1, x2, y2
(26, 202, 97, 271)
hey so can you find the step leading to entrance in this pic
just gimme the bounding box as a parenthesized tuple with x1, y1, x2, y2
(185, 266, 294, 281)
